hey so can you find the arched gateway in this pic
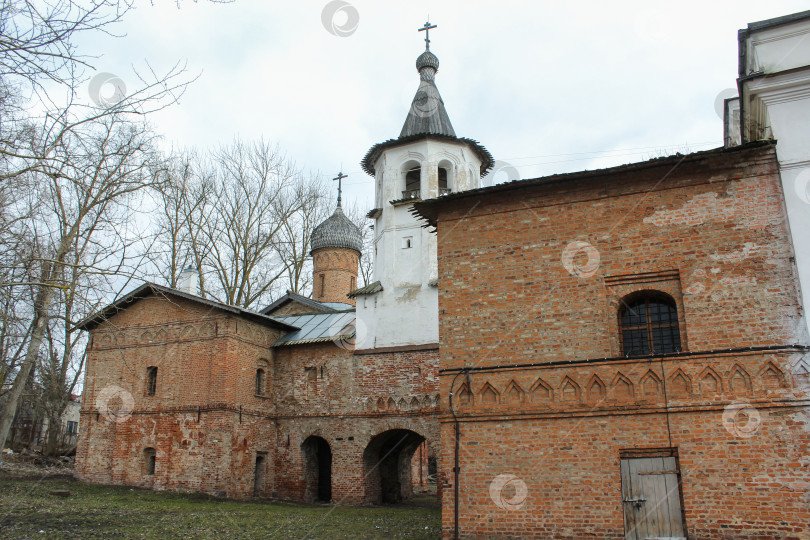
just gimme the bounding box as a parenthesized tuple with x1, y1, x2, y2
(363, 429, 432, 505)
(301, 436, 332, 503)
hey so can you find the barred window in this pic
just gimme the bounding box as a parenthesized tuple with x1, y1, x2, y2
(619, 292, 681, 356)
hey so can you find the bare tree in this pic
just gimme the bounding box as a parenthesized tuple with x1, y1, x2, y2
(0, 110, 167, 450)
(148, 151, 214, 290)
(341, 204, 373, 288)
(275, 173, 330, 295)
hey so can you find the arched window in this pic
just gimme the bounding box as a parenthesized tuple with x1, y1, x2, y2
(404, 167, 421, 198)
(619, 292, 681, 356)
(255, 368, 266, 396)
(438, 167, 449, 193)
(146, 366, 157, 396)
(144, 447, 156, 475)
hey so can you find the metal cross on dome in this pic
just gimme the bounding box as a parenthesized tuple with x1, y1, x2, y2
(419, 21, 437, 50)
(332, 171, 347, 207)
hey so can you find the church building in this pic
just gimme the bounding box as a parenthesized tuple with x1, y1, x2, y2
(75, 12, 810, 539)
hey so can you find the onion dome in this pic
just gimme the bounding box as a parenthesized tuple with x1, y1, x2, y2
(416, 50, 439, 72)
(310, 205, 363, 254)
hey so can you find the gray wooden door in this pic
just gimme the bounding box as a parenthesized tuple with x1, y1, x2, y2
(620, 456, 686, 540)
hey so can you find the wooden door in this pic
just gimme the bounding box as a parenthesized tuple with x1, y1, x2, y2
(621, 456, 686, 540)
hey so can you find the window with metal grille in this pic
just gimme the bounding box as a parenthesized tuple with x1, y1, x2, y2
(619, 292, 681, 356)
(146, 366, 157, 396)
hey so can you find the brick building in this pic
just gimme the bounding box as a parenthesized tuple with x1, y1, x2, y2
(74, 12, 810, 539)
(415, 140, 810, 538)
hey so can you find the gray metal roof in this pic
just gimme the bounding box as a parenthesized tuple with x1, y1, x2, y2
(310, 205, 363, 254)
(322, 302, 354, 310)
(273, 311, 356, 347)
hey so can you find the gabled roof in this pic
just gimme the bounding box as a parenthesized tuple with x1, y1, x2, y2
(272, 312, 356, 347)
(76, 282, 299, 332)
(260, 290, 342, 316)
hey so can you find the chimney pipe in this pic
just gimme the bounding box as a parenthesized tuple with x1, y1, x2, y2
(177, 266, 199, 295)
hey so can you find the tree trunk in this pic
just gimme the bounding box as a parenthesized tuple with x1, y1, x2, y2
(0, 284, 55, 450)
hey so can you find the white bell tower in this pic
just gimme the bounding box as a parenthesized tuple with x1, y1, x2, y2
(353, 22, 493, 350)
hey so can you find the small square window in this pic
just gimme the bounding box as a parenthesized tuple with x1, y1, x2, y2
(402, 236, 413, 249)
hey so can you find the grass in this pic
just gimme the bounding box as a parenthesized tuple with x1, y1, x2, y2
(0, 470, 441, 539)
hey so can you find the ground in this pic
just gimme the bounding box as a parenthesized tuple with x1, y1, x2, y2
(0, 456, 440, 539)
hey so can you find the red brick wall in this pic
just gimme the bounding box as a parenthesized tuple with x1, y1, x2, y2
(75, 293, 443, 504)
(432, 144, 810, 538)
(75, 295, 283, 498)
(272, 343, 441, 504)
(311, 247, 360, 306)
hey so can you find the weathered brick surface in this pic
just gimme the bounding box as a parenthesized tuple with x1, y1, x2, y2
(431, 143, 810, 538)
(75, 293, 442, 503)
(311, 247, 360, 305)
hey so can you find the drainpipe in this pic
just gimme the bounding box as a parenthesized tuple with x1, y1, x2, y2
(448, 369, 468, 540)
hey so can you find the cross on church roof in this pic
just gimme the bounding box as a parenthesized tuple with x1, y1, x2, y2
(332, 171, 347, 207)
(418, 21, 437, 50)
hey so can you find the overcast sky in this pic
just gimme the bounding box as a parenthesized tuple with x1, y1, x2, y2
(77, 0, 809, 208)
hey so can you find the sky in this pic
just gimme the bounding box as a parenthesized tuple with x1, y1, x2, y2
(76, 0, 810, 209)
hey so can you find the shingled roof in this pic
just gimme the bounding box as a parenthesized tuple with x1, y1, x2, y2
(310, 205, 363, 254)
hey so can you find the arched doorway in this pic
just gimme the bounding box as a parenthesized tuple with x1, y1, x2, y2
(363, 429, 428, 505)
(301, 436, 332, 503)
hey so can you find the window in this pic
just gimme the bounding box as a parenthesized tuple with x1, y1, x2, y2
(144, 448, 156, 476)
(66, 421, 78, 435)
(350, 277, 356, 290)
(256, 368, 266, 396)
(305, 367, 318, 393)
(402, 236, 412, 249)
(404, 167, 421, 198)
(318, 274, 325, 298)
(619, 292, 681, 356)
(146, 366, 157, 396)
(438, 167, 450, 194)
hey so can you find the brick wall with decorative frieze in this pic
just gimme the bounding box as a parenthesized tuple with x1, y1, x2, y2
(430, 143, 810, 538)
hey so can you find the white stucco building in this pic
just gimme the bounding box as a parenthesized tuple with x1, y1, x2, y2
(725, 10, 810, 337)
(351, 32, 493, 349)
